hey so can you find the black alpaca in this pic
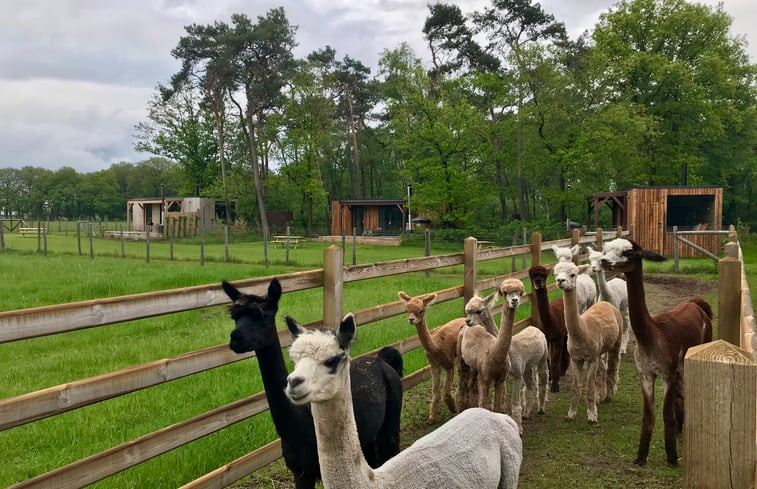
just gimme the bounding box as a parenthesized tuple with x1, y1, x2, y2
(222, 278, 403, 489)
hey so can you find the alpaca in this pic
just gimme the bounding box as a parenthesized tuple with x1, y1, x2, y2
(553, 260, 622, 423)
(222, 279, 403, 489)
(528, 265, 570, 393)
(285, 313, 522, 489)
(398, 291, 467, 423)
(599, 238, 713, 466)
(457, 279, 524, 413)
(508, 325, 549, 435)
(587, 246, 633, 354)
(552, 244, 597, 313)
(456, 288, 500, 411)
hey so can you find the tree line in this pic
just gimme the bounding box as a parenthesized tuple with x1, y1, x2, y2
(2, 0, 755, 234)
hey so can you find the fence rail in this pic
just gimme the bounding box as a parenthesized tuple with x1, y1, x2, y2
(2, 229, 631, 488)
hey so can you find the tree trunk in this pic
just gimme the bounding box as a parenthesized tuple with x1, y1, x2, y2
(346, 91, 363, 198)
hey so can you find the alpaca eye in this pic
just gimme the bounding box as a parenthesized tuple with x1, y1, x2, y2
(323, 354, 344, 373)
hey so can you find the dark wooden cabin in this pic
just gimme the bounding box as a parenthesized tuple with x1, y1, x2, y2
(588, 186, 723, 257)
(331, 199, 406, 236)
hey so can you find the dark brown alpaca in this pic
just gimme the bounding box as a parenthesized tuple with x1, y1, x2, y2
(600, 239, 713, 467)
(528, 265, 570, 393)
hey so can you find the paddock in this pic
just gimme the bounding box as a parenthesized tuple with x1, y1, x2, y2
(0, 226, 753, 489)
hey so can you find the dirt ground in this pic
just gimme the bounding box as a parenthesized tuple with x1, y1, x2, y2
(238, 274, 717, 489)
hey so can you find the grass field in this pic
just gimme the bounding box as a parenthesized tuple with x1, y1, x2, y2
(0, 230, 748, 488)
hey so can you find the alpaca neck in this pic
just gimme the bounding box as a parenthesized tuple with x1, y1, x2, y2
(534, 286, 555, 331)
(310, 364, 375, 488)
(481, 309, 499, 336)
(595, 269, 612, 302)
(255, 337, 308, 436)
(622, 263, 655, 345)
(561, 287, 583, 338)
(415, 317, 439, 354)
(491, 306, 515, 362)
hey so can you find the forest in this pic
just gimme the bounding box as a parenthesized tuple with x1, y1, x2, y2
(0, 0, 754, 236)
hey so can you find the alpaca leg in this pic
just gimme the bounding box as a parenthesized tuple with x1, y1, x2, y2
(620, 308, 631, 354)
(477, 376, 490, 409)
(523, 368, 538, 418)
(565, 359, 583, 421)
(427, 364, 442, 423)
(510, 375, 524, 434)
(548, 340, 562, 393)
(537, 361, 548, 414)
(635, 374, 656, 466)
(493, 379, 507, 414)
(560, 336, 570, 376)
(662, 380, 680, 466)
(294, 473, 317, 489)
(443, 368, 456, 413)
(605, 346, 621, 400)
(594, 353, 607, 402)
(585, 360, 599, 424)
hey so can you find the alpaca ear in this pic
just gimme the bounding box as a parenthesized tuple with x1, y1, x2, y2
(423, 293, 437, 306)
(641, 250, 666, 262)
(222, 281, 241, 301)
(285, 315, 308, 338)
(551, 245, 560, 256)
(337, 313, 356, 350)
(570, 244, 580, 256)
(267, 278, 283, 304)
(398, 291, 411, 302)
(484, 288, 500, 305)
(577, 264, 592, 275)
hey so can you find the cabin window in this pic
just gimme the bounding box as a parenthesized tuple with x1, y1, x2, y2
(666, 195, 715, 231)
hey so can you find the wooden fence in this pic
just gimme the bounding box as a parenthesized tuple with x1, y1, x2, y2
(683, 225, 757, 488)
(1, 226, 659, 489)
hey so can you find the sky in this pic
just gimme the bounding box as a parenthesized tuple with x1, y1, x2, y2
(0, 0, 754, 174)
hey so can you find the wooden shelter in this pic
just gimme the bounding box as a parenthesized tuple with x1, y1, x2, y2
(331, 199, 406, 236)
(588, 186, 723, 257)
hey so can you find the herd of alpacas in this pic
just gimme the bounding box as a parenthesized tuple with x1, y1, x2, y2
(221, 238, 713, 488)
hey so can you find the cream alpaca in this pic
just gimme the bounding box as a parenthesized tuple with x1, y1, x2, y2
(508, 325, 549, 434)
(457, 279, 524, 413)
(554, 260, 622, 423)
(398, 291, 466, 423)
(552, 244, 597, 313)
(285, 314, 523, 489)
(587, 247, 632, 354)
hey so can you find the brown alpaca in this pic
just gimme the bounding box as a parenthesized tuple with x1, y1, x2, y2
(456, 288, 500, 411)
(398, 291, 466, 423)
(554, 260, 622, 424)
(600, 238, 713, 466)
(457, 279, 524, 413)
(528, 265, 570, 393)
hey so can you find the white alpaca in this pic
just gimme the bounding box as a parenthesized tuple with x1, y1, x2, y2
(552, 244, 597, 313)
(587, 246, 633, 354)
(285, 314, 523, 489)
(508, 326, 549, 435)
(554, 260, 622, 424)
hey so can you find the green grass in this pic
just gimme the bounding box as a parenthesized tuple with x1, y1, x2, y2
(0, 234, 750, 488)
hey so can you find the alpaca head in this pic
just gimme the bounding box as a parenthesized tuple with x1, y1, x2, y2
(499, 278, 526, 309)
(284, 314, 355, 405)
(222, 278, 282, 354)
(552, 244, 579, 262)
(553, 261, 592, 291)
(398, 291, 436, 326)
(464, 289, 499, 326)
(599, 238, 665, 274)
(528, 265, 550, 290)
(587, 247, 604, 273)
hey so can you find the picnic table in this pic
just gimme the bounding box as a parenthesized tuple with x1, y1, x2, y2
(272, 235, 304, 248)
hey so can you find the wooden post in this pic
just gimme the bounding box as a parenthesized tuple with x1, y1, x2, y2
(120, 230, 125, 258)
(616, 225, 623, 240)
(145, 225, 151, 264)
(673, 226, 680, 272)
(323, 245, 344, 329)
(521, 228, 527, 270)
(595, 227, 603, 251)
(531, 231, 542, 267)
(424, 228, 430, 278)
(571, 228, 581, 264)
(88, 223, 94, 259)
(352, 227, 357, 266)
(0, 221, 4, 252)
(719, 241, 742, 346)
(169, 227, 174, 261)
(511, 231, 517, 272)
(463, 237, 477, 312)
(285, 225, 291, 266)
(684, 340, 756, 488)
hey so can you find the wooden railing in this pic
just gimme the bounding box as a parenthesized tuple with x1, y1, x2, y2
(683, 226, 757, 488)
(1, 229, 627, 489)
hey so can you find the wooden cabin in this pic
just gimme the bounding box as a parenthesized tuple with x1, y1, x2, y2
(127, 197, 232, 236)
(588, 186, 723, 257)
(331, 199, 406, 236)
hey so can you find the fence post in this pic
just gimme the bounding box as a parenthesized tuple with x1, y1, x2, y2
(571, 228, 581, 264)
(719, 241, 742, 346)
(463, 237, 477, 312)
(616, 225, 623, 240)
(352, 227, 357, 266)
(673, 226, 680, 272)
(424, 228, 431, 278)
(530, 232, 542, 329)
(595, 227, 603, 251)
(323, 245, 344, 329)
(684, 340, 756, 488)
(0, 221, 4, 252)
